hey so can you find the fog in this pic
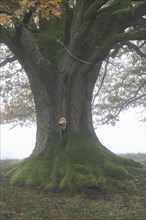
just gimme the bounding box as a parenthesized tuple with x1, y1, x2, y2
(0, 109, 145, 159)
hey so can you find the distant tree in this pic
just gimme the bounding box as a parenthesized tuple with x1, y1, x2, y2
(0, 0, 146, 192)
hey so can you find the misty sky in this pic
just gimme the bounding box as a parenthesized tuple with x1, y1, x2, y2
(0, 108, 145, 159)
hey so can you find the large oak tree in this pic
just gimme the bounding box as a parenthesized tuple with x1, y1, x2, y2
(0, 0, 146, 192)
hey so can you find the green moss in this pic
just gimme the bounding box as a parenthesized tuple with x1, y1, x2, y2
(6, 130, 140, 193)
(59, 164, 98, 192)
(105, 164, 128, 180)
(46, 130, 130, 192)
(122, 158, 142, 168)
(6, 159, 50, 187)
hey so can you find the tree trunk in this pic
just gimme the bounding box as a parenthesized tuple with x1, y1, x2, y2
(4, 27, 141, 193)
(7, 54, 141, 193)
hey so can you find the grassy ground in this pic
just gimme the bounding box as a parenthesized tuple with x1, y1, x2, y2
(0, 157, 146, 220)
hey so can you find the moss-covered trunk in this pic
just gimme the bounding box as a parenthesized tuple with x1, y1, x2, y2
(4, 19, 142, 193)
(7, 127, 141, 192)
(6, 58, 141, 193)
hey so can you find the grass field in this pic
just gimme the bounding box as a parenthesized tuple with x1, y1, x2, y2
(0, 155, 146, 220)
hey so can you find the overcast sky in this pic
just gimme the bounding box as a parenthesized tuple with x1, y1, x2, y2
(0, 108, 145, 159)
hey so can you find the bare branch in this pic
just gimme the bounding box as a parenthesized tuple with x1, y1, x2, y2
(113, 93, 146, 118)
(111, 80, 146, 121)
(110, 43, 124, 58)
(9, 122, 20, 130)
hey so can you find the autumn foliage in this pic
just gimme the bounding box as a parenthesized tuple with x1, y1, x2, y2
(0, 0, 63, 24)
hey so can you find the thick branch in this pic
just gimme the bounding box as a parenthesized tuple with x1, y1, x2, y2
(110, 43, 124, 58)
(124, 41, 146, 58)
(23, 11, 33, 26)
(133, 17, 146, 28)
(115, 29, 146, 42)
(65, 0, 145, 81)
(92, 59, 109, 105)
(0, 56, 16, 67)
(64, 1, 73, 45)
(84, 0, 108, 19)
(15, 10, 33, 42)
(96, 0, 131, 17)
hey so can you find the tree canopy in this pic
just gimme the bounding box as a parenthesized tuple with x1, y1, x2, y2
(0, 0, 146, 126)
(1, 41, 146, 127)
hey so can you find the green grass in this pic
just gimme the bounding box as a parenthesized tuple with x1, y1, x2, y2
(0, 157, 146, 220)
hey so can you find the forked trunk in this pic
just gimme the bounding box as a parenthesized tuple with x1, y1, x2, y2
(7, 60, 141, 192)
(5, 28, 141, 193)
(31, 67, 96, 156)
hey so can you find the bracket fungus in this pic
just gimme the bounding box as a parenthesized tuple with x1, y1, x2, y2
(59, 117, 67, 131)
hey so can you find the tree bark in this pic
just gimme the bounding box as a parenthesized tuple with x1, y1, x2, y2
(6, 49, 141, 192)
(2, 3, 143, 191)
